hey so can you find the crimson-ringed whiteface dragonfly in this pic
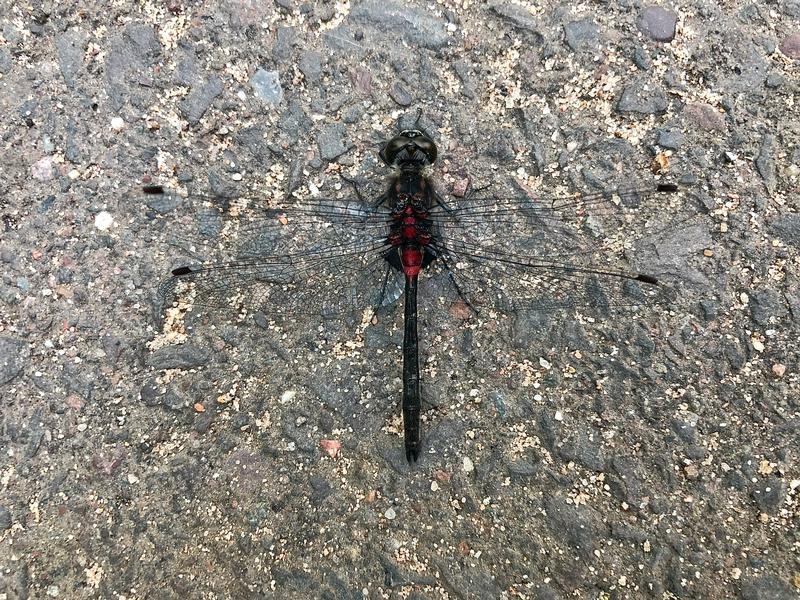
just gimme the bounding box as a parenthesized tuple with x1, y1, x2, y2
(147, 127, 688, 462)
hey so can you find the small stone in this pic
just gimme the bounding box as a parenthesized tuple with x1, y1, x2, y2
(179, 76, 223, 123)
(741, 575, 797, 600)
(488, 2, 541, 34)
(249, 69, 283, 105)
(388, 81, 413, 106)
(384, 507, 396, 520)
(656, 127, 684, 149)
(749, 289, 789, 325)
(430, 481, 439, 491)
(765, 73, 784, 88)
(317, 123, 349, 161)
(564, 19, 600, 52)
(617, 81, 668, 114)
(684, 102, 726, 132)
(0, 48, 12, 74)
(55, 30, 85, 88)
(755, 134, 777, 193)
(350, 0, 450, 50)
(633, 45, 652, 70)
(769, 214, 800, 245)
(638, 6, 678, 42)
(94, 211, 114, 231)
(751, 478, 784, 513)
(146, 344, 210, 370)
(110, 116, 125, 131)
(319, 439, 341, 458)
(31, 156, 55, 181)
(299, 50, 322, 85)
(462, 456, 474, 473)
(451, 177, 469, 198)
(779, 32, 800, 58)
(0, 506, 11, 530)
(507, 459, 538, 478)
(772, 363, 786, 377)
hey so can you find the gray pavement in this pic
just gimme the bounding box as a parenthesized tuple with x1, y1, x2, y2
(1, 1, 798, 598)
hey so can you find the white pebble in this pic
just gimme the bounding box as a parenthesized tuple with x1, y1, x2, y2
(462, 456, 474, 473)
(384, 507, 396, 520)
(111, 116, 125, 131)
(431, 481, 439, 492)
(94, 211, 114, 231)
(231, 172, 243, 181)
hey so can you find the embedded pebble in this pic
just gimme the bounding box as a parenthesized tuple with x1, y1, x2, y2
(779, 32, 800, 58)
(0, 506, 11, 530)
(617, 81, 668, 114)
(250, 69, 283, 105)
(564, 19, 600, 52)
(638, 6, 678, 42)
(179, 76, 223, 123)
(684, 102, 727, 131)
(31, 156, 55, 181)
(94, 211, 114, 231)
(317, 123, 350, 161)
(350, 0, 450, 50)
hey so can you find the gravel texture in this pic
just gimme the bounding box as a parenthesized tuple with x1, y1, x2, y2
(1, 1, 798, 599)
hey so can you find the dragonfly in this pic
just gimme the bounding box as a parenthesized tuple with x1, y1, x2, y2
(147, 127, 685, 462)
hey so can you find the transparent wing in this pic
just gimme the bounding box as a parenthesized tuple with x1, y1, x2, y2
(422, 185, 691, 313)
(142, 188, 405, 320)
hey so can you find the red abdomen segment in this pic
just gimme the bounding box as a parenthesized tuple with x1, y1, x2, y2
(401, 247, 423, 277)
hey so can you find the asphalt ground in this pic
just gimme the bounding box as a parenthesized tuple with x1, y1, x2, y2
(1, 1, 798, 598)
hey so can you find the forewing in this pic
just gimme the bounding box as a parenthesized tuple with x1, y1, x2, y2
(144, 190, 402, 320)
(424, 186, 691, 314)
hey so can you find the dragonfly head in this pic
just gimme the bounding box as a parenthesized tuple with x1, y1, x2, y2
(380, 130, 438, 168)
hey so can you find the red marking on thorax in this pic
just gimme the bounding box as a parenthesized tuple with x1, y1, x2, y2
(389, 194, 431, 277)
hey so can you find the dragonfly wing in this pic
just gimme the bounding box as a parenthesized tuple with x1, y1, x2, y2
(425, 186, 689, 314)
(146, 190, 402, 320)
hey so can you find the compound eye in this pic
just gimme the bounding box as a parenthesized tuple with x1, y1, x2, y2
(380, 137, 409, 164)
(415, 138, 437, 164)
